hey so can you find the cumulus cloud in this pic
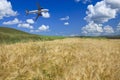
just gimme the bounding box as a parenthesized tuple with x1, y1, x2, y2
(18, 23, 33, 29)
(82, 22, 115, 35)
(3, 18, 21, 25)
(60, 16, 70, 26)
(103, 25, 114, 34)
(64, 22, 69, 26)
(82, 21, 103, 36)
(30, 25, 50, 32)
(85, 0, 120, 24)
(69, 34, 79, 37)
(82, 0, 120, 35)
(75, 0, 81, 2)
(38, 25, 49, 31)
(0, 0, 17, 19)
(2, 18, 35, 30)
(75, 0, 91, 3)
(26, 19, 34, 24)
(105, 0, 120, 9)
(41, 12, 50, 18)
(85, 1, 117, 23)
(60, 16, 69, 21)
(116, 22, 120, 33)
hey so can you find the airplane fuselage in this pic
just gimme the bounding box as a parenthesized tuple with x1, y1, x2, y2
(28, 9, 48, 14)
(25, 3, 49, 21)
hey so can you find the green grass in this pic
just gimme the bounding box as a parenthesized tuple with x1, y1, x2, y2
(0, 27, 64, 44)
(1, 27, 119, 44)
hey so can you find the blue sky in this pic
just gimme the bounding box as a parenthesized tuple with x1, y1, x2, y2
(0, 0, 120, 36)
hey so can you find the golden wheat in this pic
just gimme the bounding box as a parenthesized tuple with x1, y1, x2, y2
(0, 38, 120, 80)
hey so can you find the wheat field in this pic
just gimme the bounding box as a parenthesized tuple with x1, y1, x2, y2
(0, 38, 120, 80)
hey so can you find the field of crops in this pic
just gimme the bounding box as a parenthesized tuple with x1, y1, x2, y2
(0, 38, 120, 80)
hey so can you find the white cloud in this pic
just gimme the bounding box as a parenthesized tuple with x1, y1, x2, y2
(103, 25, 114, 34)
(17, 19, 34, 29)
(18, 23, 33, 29)
(60, 16, 69, 21)
(0, 0, 17, 19)
(26, 19, 34, 24)
(41, 12, 50, 18)
(69, 34, 79, 37)
(3, 18, 21, 25)
(75, 0, 81, 2)
(2, 18, 35, 30)
(85, 0, 120, 24)
(82, 21, 103, 36)
(60, 16, 70, 25)
(105, 0, 120, 9)
(82, 0, 120, 36)
(85, 1, 117, 23)
(116, 22, 120, 33)
(64, 22, 69, 26)
(30, 30, 34, 32)
(30, 25, 50, 32)
(82, 22, 115, 35)
(38, 25, 49, 31)
(75, 0, 91, 3)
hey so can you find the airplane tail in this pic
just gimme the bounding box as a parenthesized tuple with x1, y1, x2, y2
(25, 10, 29, 16)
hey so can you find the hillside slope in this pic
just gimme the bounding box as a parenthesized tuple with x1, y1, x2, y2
(0, 27, 30, 35)
(0, 27, 64, 44)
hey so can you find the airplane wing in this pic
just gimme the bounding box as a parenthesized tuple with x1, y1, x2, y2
(35, 14, 42, 21)
(25, 9, 29, 16)
(37, 3, 43, 10)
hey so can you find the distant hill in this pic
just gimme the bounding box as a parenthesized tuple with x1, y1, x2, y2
(0, 27, 30, 35)
(70, 36, 120, 39)
(0, 27, 64, 44)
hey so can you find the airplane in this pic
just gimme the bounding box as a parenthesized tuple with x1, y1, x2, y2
(25, 3, 49, 21)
